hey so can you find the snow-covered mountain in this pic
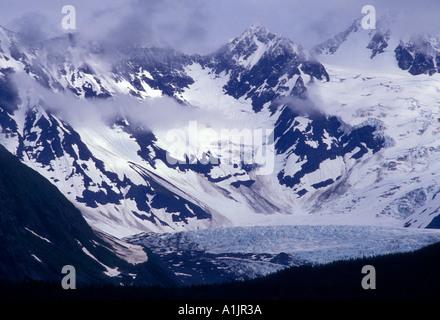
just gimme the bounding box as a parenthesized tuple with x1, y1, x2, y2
(0, 19, 439, 241)
(313, 14, 440, 76)
(310, 16, 440, 229)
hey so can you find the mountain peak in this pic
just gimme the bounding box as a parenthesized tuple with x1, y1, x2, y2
(312, 11, 440, 75)
(242, 24, 273, 37)
(218, 24, 303, 69)
(233, 24, 284, 47)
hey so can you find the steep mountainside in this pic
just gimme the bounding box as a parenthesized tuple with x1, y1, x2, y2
(0, 144, 175, 286)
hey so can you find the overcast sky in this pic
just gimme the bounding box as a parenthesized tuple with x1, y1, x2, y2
(1, 0, 439, 53)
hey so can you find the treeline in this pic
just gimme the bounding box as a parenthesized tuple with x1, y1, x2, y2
(2, 240, 440, 300)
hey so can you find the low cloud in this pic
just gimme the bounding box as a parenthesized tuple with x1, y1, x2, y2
(7, 12, 54, 46)
(11, 71, 254, 138)
(1, 0, 439, 54)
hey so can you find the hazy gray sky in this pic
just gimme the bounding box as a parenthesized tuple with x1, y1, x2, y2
(1, 0, 439, 53)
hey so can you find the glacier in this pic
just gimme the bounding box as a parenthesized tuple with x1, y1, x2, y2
(128, 225, 440, 285)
